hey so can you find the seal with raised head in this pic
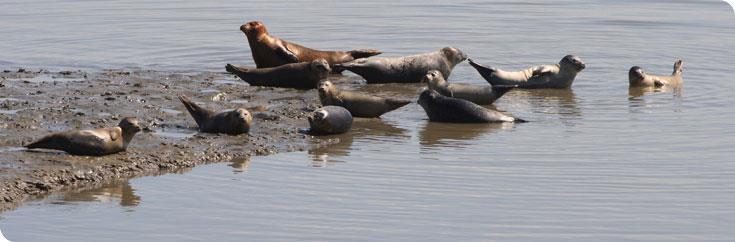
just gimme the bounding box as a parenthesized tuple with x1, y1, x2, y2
(468, 55, 586, 89)
(241, 21, 381, 69)
(25, 117, 142, 156)
(417, 89, 525, 123)
(423, 70, 516, 105)
(178, 95, 252, 135)
(225, 59, 330, 89)
(333, 47, 468, 83)
(317, 80, 411, 118)
(629, 59, 683, 88)
(307, 106, 353, 135)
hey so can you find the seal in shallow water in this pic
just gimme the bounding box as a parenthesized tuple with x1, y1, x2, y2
(333, 47, 467, 83)
(307, 106, 353, 135)
(25, 117, 142, 156)
(317, 80, 411, 118)
(417, 89, 525, 123)
(629, 59, 683, 88)
(423, 70, 515, 105)
(468, 55, 586, 89)
(225, 59, 330, 89)
(241, 21, 381, 70)
(178, 95, 252, 135)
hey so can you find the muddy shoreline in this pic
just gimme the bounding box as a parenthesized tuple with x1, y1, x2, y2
(0, 68, 343, 212)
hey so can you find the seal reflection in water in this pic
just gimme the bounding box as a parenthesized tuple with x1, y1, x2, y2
(225, 59, 330, 90)
(629, 59, 683, 88)
(240, 21, 381, 70)
(468, 55, 586, 89)
(317, 80, 411, 118)
(417, 89, 525, 123)
(25, 117, 142, 156)
(178, 95, 252, 135)
(334, 47, 468, 83)
(423, 70, 516, 105)
(307, 106, 353, 135)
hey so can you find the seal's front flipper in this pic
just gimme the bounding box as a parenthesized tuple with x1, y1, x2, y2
(277, 45, 300, 63)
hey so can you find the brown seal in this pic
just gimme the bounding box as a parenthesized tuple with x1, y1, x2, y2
(629, 59, 683, 88)
(225, 59, 330, 89)
(317, 80, 411, 118)
(178, 95, 252, 135)
(25, 117, 142, 156)
(241, 21, 381, 70)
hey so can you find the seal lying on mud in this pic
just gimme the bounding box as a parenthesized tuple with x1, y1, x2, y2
(25, 117, 142, 156)
(178, 95, 252, 135)
(417, 89, 525, 123)
(333, 47, 467, 83)
(225, 59, 330, 89)
(468, 55, 586, 89)
(307, 106, 353, 135)
(423, 70, 516, 105)
(317, 80, 411, 118)
(629, 59, 683, 88)
(241, 21, 381, 70)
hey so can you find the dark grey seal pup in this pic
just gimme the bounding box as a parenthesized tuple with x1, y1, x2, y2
(629, 59, 683, 88)
(317, 80, 411, 118)
(225, 59, 330, 89)
(468, 55, 586, 89)
(417, 89, 525, 123)
(178, 95, 252, 135)
(423, 70, 516, 105)
(25, 117, 142, 156)
(333, 47, 467, 83)
(307, 106, 353, 135)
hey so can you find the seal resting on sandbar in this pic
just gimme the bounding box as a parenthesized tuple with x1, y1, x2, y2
(25, 117, 142, 156)
(468, 55, 586, 89)
(317, 80, 411, 118)
(178, 95, 252, 135)
(417, 89, 525, 123)
(240, 21, 381, 70)
(423, 70, 516, 105)
(333, 47, 467, 83)
(307, 106, 353, 135)
(225, 59, 330, 89)
(629, 59, 683, 88)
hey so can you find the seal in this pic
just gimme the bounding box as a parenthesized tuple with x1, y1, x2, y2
(241, 21, 382, 69)
(417, 89, 525, 123)
(225, 59, 330, 89)
(25, 117, 142, 156)
(423, 70, 516, 105)
(468, 55, 586, 89)
(178, 95, 252, 135)
(317, 80, 411, 118)
(333, 47, 467, 83)
(629, 59, 683, 88)
(307, 106, 353, 135)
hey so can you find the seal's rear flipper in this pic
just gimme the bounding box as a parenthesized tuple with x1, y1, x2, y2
(348, 49, 382, 59)
(513, 117, 528, 123)
(178, 95, 214, 129)
(673, 59, 683, 75)
(468, 59, 499, 85)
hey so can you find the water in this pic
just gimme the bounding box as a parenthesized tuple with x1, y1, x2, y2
(2, 0, 735, 241)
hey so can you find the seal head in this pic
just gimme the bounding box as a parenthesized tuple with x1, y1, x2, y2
(561, 55, 586, 72)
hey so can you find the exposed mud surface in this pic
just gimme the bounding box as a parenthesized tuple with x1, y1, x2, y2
(0, 68, 345, 211)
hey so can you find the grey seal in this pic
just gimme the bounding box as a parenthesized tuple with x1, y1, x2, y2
(25, 117, 142, 156)
(241, 21, 381, 70)
(629, 59, 683, 88)
(423, 70, 516, 105)
(307, 106, 353, 135)
(178, 95, 252, 135)
(417, 89, 525, 123)
(333, 47, 467, 83)
(468, 55, 586, 89)
(317, 80, 411, 118)
(225, 59, 330, 90)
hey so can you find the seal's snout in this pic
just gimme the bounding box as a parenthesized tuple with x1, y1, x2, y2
(240, 24, 249, 33)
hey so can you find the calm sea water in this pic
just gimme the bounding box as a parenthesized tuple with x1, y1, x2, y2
(2, 0, 735, 241)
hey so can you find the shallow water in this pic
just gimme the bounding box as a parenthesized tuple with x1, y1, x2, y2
(2, 0, 735, 241)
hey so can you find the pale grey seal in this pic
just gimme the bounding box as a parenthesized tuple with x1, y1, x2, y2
(468, 55, 586, 89)
(333, 47, 467, 83)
